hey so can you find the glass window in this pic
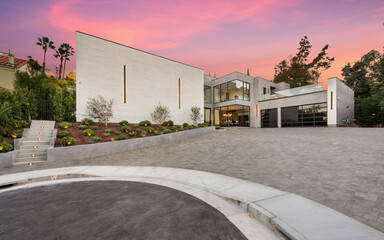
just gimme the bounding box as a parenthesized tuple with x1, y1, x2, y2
(204, 86, 211, 104)
(263, 87, 266, 94)
(228, 80, 244, 100)
(244, 83, 250, 101)
(220, 83, 228, 102)
(204, 108, 211, 125)
(214, 108, 220, 125)
(213, 85, 220, 103)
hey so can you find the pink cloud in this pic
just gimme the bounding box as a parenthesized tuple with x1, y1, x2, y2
(48, 0, 305, 50)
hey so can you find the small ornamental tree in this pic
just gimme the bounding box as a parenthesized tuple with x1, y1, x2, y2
(190, 106, 202, 126)
(151, 102, 171, 125)
(86, 96, 115, 126)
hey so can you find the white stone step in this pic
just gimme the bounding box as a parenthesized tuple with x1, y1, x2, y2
(20, 144, 50, 150)
(26, 137, 53, 142)
(14, 159, 47, 165)
(22, 141, 50, 146)
(27, 133, 54, 138)
(15, 156, 47, 163)
(17, 150, 47, 158)
(31, 120, 55, 124)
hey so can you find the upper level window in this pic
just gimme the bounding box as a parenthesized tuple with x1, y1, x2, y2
(263, 87, 266, 95)
(213, 80, 250, 103)
(204, 86, 211, 104)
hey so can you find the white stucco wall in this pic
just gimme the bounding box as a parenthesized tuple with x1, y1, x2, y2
(327, 77, 354, 126)
(76, 32, 204, 125)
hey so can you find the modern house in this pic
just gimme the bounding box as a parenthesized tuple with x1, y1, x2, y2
(0, 52, 29, 91)
(76, 31, 354, 127)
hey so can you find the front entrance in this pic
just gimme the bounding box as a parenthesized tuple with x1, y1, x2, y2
(214, 105, 250, 127)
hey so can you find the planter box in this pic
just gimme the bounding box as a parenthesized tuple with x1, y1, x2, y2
(48, 127, 215, 162)
(0, 150, 18, 167)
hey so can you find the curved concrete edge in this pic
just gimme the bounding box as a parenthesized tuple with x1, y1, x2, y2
(0, 166, 383, 240)
(1, 176, 284, 240)
(47, 127, 215, 162)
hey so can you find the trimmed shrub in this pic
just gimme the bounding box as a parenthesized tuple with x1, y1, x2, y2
(114, 130, 122, 135)
(79, 125, 87, 130)
(140, 130, 148, 137)
(163, 129, 171, 134)
(146, 127, 155, 134)
(0, 142, 13, 152)
(119, 120, 129, 126)
(139, 120, 151, 126)
(187, 125, 194, 130)
(57, 131, 69, 138)
(135, 129, 141, 134)
(121, 125, 131, 133)
(60, 122, 72, 129)
(215, 126, 222, 130)
(154, 131, 160, 135)
(14, 120, 28, 128)
(83, 129, 95, 136)
(114, 124, 120, 127)
(171, 126, 178, 132)
(92, 126, 98, 130)
(134, 124, 139, 128)
(105, 129, 113, 133)
(10, 130, 23, 138)
(117, 134, 127, 140)
(81, 118, 94, 125)
(168, 120, 174, 126)
(93, 136, 101, 142)
(60, 137, 76, 146)
(129, 131, 137, 137)
(161, 126, 166, 131)
(183, 123, 189, 127)
(87, 139, 95, 144)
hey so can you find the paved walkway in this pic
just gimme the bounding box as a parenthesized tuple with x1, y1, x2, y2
(1, 127, 384, 232)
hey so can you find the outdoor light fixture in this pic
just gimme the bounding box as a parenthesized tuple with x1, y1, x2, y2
(42, 121, 45, 123)
(41, 126, 44, 129)
(38, 138, 41, 141)
(33, 146, 37, 149)
(40, 132, 43, 135)
(31, 154, 35, 157)
(28, 163, 33, 166)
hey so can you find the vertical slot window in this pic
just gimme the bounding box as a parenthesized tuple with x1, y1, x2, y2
(123, 65, 126, 103)
(178, 78, 181, 109)
(331, 91, 333, 110)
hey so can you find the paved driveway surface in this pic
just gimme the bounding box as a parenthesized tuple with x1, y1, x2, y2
(1, 127, 383, 232)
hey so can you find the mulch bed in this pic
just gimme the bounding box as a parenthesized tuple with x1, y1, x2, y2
(54, 122, 187, 147)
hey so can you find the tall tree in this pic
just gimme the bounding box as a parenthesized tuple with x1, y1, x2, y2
(274, 36, 334, 88)
(54, 44, 66, 79)
(62, 43, 75, 78)
(36, 37, 55, 73)
(342, 48, 384, 126)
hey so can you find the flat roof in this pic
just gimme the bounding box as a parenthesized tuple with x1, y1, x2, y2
(76, 31, 203, 71)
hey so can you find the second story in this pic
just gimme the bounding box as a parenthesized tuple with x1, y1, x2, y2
(203, 72, 291, 107)
(0, 51, 29, 90)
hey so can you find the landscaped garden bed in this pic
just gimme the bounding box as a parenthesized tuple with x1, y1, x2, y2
(55, 119, 209, 147)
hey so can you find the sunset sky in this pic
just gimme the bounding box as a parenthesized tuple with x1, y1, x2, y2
(1, 0, 383, 86)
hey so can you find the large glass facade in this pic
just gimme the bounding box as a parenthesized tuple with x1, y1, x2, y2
(204, 108, 211, 125)
(204, 86, 211, 104)
(281, 103, 327, 127)
(213, 80, 250, 103)
(261, 108, 277, 128)
(213, 105, 250, 127)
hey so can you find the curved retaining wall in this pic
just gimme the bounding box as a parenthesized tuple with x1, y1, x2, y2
(48, 127, 215, 162)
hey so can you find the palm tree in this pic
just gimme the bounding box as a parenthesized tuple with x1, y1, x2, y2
(54, 44, 66, 79)
(36, 37, 55, 73)
(62, 43, 75, 78)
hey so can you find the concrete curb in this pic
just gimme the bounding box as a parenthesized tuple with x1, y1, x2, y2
(0, 151, 17, 168)
(48, 126, 215, 162)
(1, 166, 383, 240)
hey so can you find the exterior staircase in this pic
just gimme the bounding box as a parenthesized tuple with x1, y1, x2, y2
(14, 120, 56, 165)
